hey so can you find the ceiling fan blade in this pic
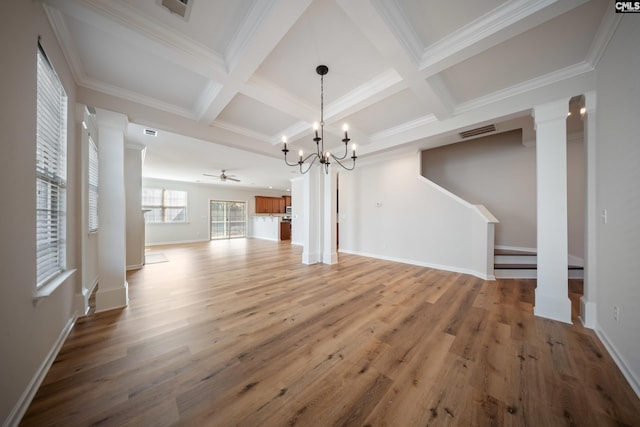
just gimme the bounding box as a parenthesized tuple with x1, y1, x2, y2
(202, 173, 219, 178)
(227, 177, 240, 182)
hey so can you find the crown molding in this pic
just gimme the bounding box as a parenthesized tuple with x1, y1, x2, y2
(83, 0, 227, 74)
(42, 5, 86, 86)
(370, 0, 423, 64)
(419, 0, 559, 70)
(455, 61, 594, 115)
(324, 69, 404, 120)
(213, 120, 272, 144)
(82, 76, 195, 119)
(585, 5, 622, 68)
(272, 121, 312, 146)
(193, 81, 223, 120)
(225, 0, 277, 72)
(370, 114, 438, 142)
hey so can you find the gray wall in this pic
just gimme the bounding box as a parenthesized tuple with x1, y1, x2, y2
(594, 15, 640, 391)
(0, 3, 80, 424)
(421, 129, 585, 259)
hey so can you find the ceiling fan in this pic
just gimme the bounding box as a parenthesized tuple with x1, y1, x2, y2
(203, 170, 240, 182)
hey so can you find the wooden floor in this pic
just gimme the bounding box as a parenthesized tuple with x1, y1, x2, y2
(21, 239, 640, 426)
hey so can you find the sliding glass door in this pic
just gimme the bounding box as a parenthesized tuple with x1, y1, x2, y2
(210, 200, 246, 240)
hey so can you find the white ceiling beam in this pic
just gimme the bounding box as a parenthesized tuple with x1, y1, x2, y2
(196, 0, 314, 125)
(336, 0, 454, 120)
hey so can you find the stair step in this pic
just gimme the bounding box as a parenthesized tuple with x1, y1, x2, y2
(494, 263, 583, 270)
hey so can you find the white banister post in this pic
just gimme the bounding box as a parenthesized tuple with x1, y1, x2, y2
(533, 99, 572, 324)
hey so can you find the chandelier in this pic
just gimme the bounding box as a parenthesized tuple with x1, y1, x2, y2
(282, 65, 357, 174)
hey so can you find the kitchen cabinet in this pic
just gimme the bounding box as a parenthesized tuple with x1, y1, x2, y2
(280, 221, 291, 240)
(255, 196, 287, 214)
(283, 195, 292, 207)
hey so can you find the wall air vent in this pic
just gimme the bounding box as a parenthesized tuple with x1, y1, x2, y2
(160, 0, 190, 18)
(459, 124, 496, 139)
(143, 128, 158, 137)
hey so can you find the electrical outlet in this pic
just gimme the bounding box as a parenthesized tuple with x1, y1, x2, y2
(613, 306, 620, 323)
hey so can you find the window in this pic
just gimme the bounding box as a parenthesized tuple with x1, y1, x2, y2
(36, 42, 68, 287)
(142, 188, 187, 223)
(88, 137, 99, 232)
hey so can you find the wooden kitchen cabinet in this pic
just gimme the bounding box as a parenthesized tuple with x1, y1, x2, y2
(280, 221, 291, 240)
(255, 196, 287, 214)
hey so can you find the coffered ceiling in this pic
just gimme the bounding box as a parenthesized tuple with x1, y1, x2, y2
(42, 0, 616, 190)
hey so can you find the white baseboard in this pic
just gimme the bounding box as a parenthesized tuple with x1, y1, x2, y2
(338, 249, 491, 280)
(4, 316, 76, 427)
(144, 238, 209, 247)
(126, 263, 143, 271)
(595, 325, 640, 399)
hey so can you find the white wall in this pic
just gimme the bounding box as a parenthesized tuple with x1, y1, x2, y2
(142, 177, 285, 245)
(0, 3, 81, 425)
(594, 15, 640, 395)
(422, 129, 585, 259)
(339, 152, 496, 278)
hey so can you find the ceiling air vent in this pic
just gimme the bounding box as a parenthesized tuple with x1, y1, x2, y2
(143, 128, 158, 137)
(160, 0, 189, 18)
(459, 124, 496, 139)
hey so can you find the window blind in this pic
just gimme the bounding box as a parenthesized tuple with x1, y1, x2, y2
(36, 43, 67, 287)
(88, 137, 99, 232)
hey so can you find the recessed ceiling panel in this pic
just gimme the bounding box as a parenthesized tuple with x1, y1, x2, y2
(344, 89, 427, 135)
(67, 15, 212, 112)
(216, 93, 298, 137)
(439, 0, 607, 104)
(396, 0, 506, 45)
(254, 0, 388, 106)
(118, 0, 256, 55)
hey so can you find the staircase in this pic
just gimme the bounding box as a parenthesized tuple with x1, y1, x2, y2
(494, 248, 584, 279)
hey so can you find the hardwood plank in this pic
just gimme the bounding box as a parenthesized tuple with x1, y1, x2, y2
(19, 239, 640, 426)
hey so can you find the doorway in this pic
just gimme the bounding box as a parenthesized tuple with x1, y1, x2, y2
(210, 200, 247, 240)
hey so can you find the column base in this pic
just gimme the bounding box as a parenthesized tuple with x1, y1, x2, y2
(534, 291, 572, 324)
(323, 251, 338, 265)
(302, 251, 321, 265)
(96, 281, 129, 313)
(580, 297, 597, 328)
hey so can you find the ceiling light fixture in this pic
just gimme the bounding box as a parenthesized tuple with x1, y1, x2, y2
(282, 65, 357, 174)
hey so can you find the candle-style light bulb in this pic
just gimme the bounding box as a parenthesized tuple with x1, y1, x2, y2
(282, 135, 287, 150)
(299, 150, 303, 162)
(343, 123, 349, 138)
(313, 122, 319, 139)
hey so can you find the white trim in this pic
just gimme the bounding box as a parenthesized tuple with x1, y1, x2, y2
(579, 298, 597, 329)
(33, 269, 77, 303)
(213, 120, 272, 144)
(371, 0, 423, 64)
(455, 62, 594, 115)
(595, 326, 640, 399)
(585, 6, 622, 68)
(224, 0, 277, 71)
(370, 115, 438, 142)
(419, 0, 558, 70)
(145, 237, 210, 246)
(338, 248, 492, 281)
(4, 316, 77, 427)
(126, 264, 144, 271)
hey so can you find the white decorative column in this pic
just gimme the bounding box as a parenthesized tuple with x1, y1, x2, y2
(95, 108, 129, 312)
(580, 91, 597, 328)
(533, 99, 572, 324)
(323, 168, 338, 264)
(302, 166, 322, 264)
